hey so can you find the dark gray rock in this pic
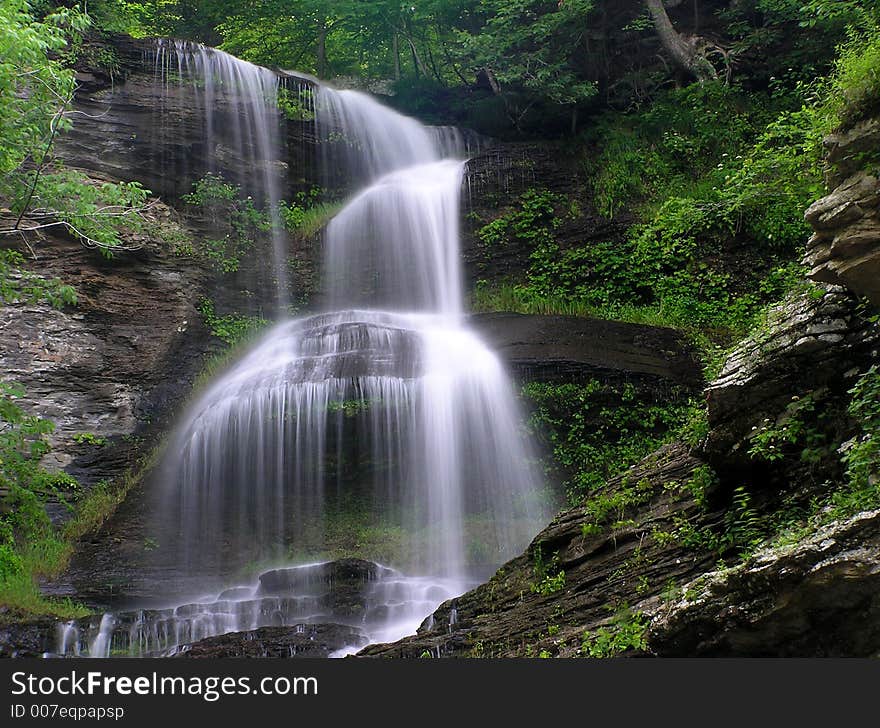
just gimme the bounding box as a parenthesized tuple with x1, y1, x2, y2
(647, 510, 880, 657)
(703, 285, 879, 467)
(804, 118, 880, 306)
(168, 623, 368, 658)
(0, 618, 56, 658)
(260, 559, 394, 620)
(470, 312, 703, 389)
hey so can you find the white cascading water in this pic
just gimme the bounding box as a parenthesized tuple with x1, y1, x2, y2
(57, 44, 548, 657)
(151, 40, 291, 309)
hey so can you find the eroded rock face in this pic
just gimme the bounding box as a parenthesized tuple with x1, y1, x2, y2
(804, 117, 880, 306)
(703, 285, 879, 467)
(60, 35, 320, 203)
(361, 444, 717, 658)
(469, 312, 702, 388)
(0, 618, 56, 658)
(365, 285, 880, 659)
(647, 510, 880, 657)
(0, 216, 210, 505)
(461, 143, 630, 289)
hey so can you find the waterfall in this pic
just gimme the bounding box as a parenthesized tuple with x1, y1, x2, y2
(58, 46, 550, 657)
(150, 40, 292, 308)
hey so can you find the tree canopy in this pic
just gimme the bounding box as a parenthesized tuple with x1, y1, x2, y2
(70, 0, 876, 134)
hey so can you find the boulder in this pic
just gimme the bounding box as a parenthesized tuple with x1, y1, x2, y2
(259, 559, 394, 619)
(703, 285, 878, 466)
(647, 510, 880, 656)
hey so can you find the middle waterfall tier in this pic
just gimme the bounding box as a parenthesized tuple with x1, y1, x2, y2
(156, 310, 547, 582)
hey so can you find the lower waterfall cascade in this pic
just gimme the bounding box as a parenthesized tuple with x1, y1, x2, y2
(55, 42, 550, 658)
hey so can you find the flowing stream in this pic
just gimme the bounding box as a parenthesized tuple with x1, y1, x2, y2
(56, 42, 548, 657)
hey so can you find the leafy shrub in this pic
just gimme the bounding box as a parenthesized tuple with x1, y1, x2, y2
(832, 366, 880, 514)
(198, 299, 268, 347)
(580, 607, 648, 657)
(828, 23, 880, 126)
(475, 188, 566, 250)
(0, 250, 77, 309)
(183, 174, 269, 273)
(280, 188, 341, 238)
(523, 380, 692, 503)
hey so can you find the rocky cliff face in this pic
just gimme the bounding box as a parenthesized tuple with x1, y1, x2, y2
(804, 117, 880, 306)
(0, 206, 210, 515)
(703, 285, 877, 468)
(61, 35, 321, 204)
(365, 285, 880, 657)
(469, 312, 701, 387)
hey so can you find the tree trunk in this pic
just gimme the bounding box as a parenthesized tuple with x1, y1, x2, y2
(644, 0, 716, 82)
(316, 24, 328, 78)
(392, 32, 401, 80)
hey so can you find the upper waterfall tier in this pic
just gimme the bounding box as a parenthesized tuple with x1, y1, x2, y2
(151, 40, 291, 308)
(324, 160, 466, 316)
(316, 86, 469, 183)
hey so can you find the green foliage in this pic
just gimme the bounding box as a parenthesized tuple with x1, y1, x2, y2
(475, 80, 820, 347)
(475, 188, 566, 250)
(0, 0, 86, 180)
(579, 476, 655, 536)
(0, 249, 76, 309)
(589, 83, 759, 220)
(198, 299, 268, 347)
(522, 380, 692, 504)
(0, 382, 72, 535)
(15, 170, 152, 255)
(0, 382, 90, 619)
(454, 0, 597, 106)
(530, 547, 565, 595)
(183, 174, 269, 273)
(532, 569, 565, 596)
(670, 483, 764, 560)
(62, 479, 120, 542)
(825, 23, 880, 127)
(474, 103, 814, 341)
(0, 2, 153, 255)
(832, 367, 880, 515)
(72, 433, 107, 447)
(280, 189, 341, 238)
(680, 405, 710, 449)
(277, 85, 315, 121)
(580, 607, 648, 658)
(684, 465, 717, 510)
(748, 393, 829, 464)
(80, 0, 875, 136)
